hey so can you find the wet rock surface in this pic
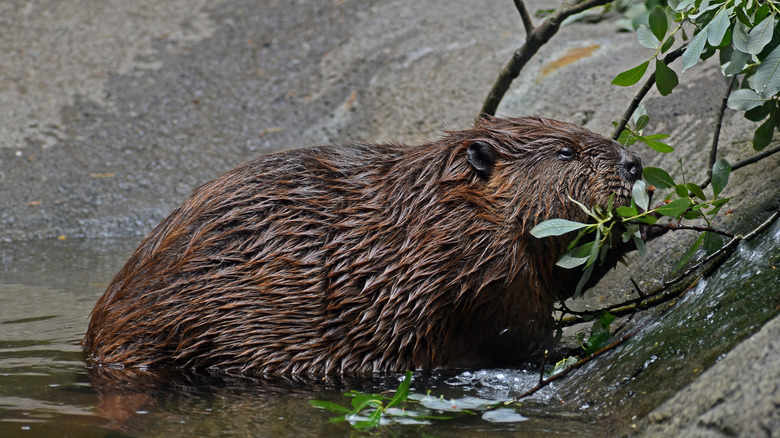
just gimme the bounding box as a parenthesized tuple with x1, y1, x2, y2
(1, 0, 777, 436)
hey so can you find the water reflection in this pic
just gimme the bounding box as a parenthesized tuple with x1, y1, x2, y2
(0, 238, 597, 437)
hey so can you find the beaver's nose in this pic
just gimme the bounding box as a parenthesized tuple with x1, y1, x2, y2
(619, 151, 643, 182)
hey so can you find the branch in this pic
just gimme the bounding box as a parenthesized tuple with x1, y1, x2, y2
(708, 75, 738, 178)
(645, 222, 735, 238)
(480, 0, 613, 117)
(513, 0, 535, 39)
(700, 143, 780, 189)
(611, 45, 687, 140)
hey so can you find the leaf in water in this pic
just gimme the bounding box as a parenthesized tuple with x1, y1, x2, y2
(643, 166, 676, 188)
(648, 6, 668, 41)
(632, 180, 649, 211)
(746, 15, 776, 55)
(638, 25, 661, 49)
(655, 59, 679, 96)
(682, 27, 709, 72)
(530, 219, 588, 238)
(711, 159, 731, 197)
(482, 408, 529, 423)
(706, 7, 731, 46)
(387, 370, 412, 408)
(612, 61, 650, 86)
(753, 43, 780, 98)
(655, 197, 692, 217)
(727, 88, 768, 111)
(310, 400, 352, 414)
(752, 117, 775, 150)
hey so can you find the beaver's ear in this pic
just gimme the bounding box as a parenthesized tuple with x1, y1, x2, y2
(467, 141, 496, 178)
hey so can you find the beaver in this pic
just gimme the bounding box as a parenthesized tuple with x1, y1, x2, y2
(83, 116, 643, 375)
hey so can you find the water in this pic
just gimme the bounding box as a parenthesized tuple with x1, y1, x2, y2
(0, 238, 599, 437)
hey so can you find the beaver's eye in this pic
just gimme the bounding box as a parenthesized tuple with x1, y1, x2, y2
(557, 146, 575, 162)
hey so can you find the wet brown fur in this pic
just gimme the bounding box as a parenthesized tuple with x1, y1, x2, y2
(84, 116, 641, 375)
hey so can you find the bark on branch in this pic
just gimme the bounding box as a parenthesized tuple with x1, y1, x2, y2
(480, 0, 613, 117)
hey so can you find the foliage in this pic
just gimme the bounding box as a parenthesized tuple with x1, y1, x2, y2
(310, 370, 530, 430)
(613, 0, 780, 151)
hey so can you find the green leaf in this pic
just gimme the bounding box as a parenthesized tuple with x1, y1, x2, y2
(655, 59, 679, 95)
(674, 184, 689, 198)
(643, 166, 676, 188)
(612, 61, 650, 86)
(753, 43, 780, 98)
(556, 252, 590, 269)
(703, 231, 724, 254)
(638, 24, 662, 49)
(744, 102, 771, 121)
(686, 183, 706, 200)
(617, 205, 639, 217)
(655, 197, 692, 217)
(570, 241, 595, 258)
(387, 371, 412, 408)
(752, 117, 775, 150)
(746, 15, 776, 55)
(732, 20, 751, 53)
(723, 47, 750, 76)
(642, 136, 675, 153)
(633, 232, 647, 257)
(530, 219, 588, 238)
(674, 233, 705, 272)
(673, 0, 695, 12)
(727, 88, 768, 111)
(649, 6, 668, 41)
(661, 35, 676, 53)
(310, 400, 352, 414)
(635, 114, 650, 131)
(711, 159, 731, 197)
(707, 7, 731, 46)
(632, 179, 650, 211)
(682, 27, 709, 72)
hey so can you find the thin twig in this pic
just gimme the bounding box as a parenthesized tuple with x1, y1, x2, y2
(511, 328, 639, 401)
(708, 75, 738, 179)
(646, 222, 736, 238)
(481, 0, 613, 116)
(513, 0, 535, 39)
(700, 144, 780, 189)
(611, 46, 687, 140)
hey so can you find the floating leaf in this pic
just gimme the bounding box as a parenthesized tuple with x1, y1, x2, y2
(643, 166, 676, 188)
(682, 27, 709, 72)
(612, 61, 650, 86)
(387, 371, 412, 408)
(727, 88, 768, 111)
(310, 400, 352, 415)
(655, 59, 679, 95)
(530, 219, 588, 238)
(711, 159, 731, 197)
(638, 25, 662, 49)
(707, 7, 731, 46)
(752, 117, 775, 150)
(648, 6, 668, 41)
(655, 197, 692, 217)
(753, 43, 780, 98)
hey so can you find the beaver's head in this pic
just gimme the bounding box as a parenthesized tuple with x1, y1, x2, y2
(462, 116, 642, 229)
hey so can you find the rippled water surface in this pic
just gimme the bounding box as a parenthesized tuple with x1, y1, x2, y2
(0, 238, 600, 437)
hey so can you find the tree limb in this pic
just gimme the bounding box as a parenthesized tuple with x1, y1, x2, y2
(513, 0, 535, 39)
(700, 143, 780, 189)
(481, 0, 613, 117)
(707, 75, 738, 179)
